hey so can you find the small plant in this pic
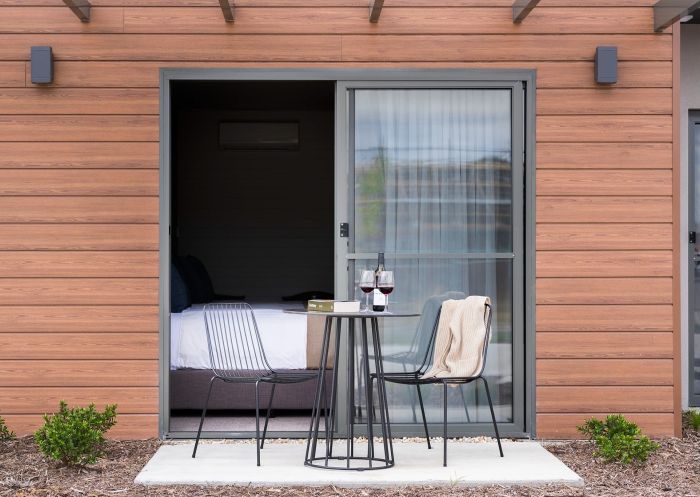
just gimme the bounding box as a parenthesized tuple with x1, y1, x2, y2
(578, 414, 659, 465)
(0, 415, 15, 441)
(34, 401, 117, 467)
(685, 409, 700, 431)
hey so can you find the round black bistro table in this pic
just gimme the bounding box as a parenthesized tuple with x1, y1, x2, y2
(286, 310, 419, 471)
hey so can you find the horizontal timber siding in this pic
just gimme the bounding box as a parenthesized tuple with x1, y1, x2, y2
(0, 306, 159, 332)
(2, 414, 157, 440)
(0, 333, 159, 359)
(0, 2, 676, 440)
(0, 361, 158, 387)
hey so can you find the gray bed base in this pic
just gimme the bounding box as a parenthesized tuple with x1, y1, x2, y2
(169, 368, 332, 411)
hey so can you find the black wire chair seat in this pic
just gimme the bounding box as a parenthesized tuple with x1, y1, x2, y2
(378, 371, 483, 386)
(370, 300, 503, 466)
(212, 369, 319, 384)
(191, 302, 320, 466)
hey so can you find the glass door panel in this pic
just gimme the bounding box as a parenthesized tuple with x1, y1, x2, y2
(343, 86, 524, 432)
(690, 113, 700, 406)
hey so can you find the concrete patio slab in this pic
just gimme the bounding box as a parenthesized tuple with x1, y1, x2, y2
(135, 441, 583, 488)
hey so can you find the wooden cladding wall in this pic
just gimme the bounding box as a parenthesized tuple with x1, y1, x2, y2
(0, 1, 676, 439)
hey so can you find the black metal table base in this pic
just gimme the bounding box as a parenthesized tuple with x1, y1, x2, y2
(305, 316, 394, 471)
(305, 456, 393, 471)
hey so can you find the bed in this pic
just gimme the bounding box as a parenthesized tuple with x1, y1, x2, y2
(170, 301, 332, 411)
(170, 301, 310, 370)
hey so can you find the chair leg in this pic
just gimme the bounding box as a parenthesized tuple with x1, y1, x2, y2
(260, 383, 276, 449)
(255, 381, 261, 466)
(482, 377, 503, 458)
(415, 383, 431, 449)
(368, 374, 375, 457)
(192, 376, 216, 458)
(443, 382, 448, 467)
(357, 354, 364, 419)
(403, 362, 418, 423)
(460, 386, 471, 423)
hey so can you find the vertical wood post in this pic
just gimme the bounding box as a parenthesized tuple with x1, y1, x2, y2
(62, 0, 91, 22)
(369, 0, 384, 23)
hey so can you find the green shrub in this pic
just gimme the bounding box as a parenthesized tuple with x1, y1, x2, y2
(34, 401, 117, 467)
(686, 410, 700, 431)
(578, 414, 659, 465)
(0, 415, 15, 441)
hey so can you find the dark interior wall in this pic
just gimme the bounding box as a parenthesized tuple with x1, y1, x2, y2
(172, 81, 334, 298)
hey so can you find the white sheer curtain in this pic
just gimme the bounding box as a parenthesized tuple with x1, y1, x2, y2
(355, 89, 511, 255)
(353, 89, 514, 423)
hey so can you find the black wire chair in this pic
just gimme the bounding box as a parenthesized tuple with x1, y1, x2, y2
(373, 301, 502, 466)
(363, 291, 466, 448)
(191, 302, 319, 466)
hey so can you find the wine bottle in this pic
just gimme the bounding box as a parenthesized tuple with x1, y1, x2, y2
(372, 252, 386, 312)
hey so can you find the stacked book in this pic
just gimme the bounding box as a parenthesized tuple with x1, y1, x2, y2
(307, 300, 361, 313)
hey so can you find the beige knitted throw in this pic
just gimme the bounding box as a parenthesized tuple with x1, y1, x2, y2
(421, 296, 491, 379)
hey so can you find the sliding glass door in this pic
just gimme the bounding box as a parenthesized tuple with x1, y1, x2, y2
(689, 111, 700, 407)
(336, 82, 525, 435)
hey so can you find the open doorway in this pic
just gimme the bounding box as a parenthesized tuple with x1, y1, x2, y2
(167, 80, 335, 435)
(160, 69, 535, 440)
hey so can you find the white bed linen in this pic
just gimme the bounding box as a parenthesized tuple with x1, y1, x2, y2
(170, 302, 308, 370)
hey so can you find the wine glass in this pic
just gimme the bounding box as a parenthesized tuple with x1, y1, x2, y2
(376, 270, 394, 312)
(359, 270, 375, 312)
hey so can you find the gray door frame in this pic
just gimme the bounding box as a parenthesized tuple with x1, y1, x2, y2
(689, 110, 700, 407)
(159, 68, 537, 439)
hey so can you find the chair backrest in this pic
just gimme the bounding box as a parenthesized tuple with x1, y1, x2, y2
(203, 302, 272, 379)
(474, 302, 493, 379)
(423, 298, 493, 379)
(414, 291, 466, 372)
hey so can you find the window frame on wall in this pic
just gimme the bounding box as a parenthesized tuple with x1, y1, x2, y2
(159, 69, 537, 440)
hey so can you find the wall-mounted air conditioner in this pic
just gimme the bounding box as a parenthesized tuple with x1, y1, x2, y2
(219, 121, 300, 150)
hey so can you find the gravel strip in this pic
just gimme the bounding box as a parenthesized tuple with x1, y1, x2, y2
(167, 436, 498, 445)
(1, 432, 698, 497)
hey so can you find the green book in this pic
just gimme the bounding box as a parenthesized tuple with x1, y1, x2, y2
(307, 300, 360, 313)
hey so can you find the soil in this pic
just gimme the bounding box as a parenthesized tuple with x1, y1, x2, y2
(1, 432, 698, 497)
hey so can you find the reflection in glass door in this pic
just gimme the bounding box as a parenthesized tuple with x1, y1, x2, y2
(690, 111, 700, 407)
(340, 84, 525, 434)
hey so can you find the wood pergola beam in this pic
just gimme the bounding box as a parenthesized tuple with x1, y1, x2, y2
(369, 0, 384, 23)
(512, 0, 540, 23)
(654, 0, 700, 31)
(62, 0, 91, 23)
(219, 0, 235, 22)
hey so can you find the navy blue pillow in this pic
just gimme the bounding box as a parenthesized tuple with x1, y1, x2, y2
(177, 255, 216, 304)
(171, 263, 191, 313)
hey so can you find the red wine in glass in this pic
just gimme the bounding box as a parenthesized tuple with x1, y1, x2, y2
(376, 270, 394, 312)
(359, 270, 375, 312)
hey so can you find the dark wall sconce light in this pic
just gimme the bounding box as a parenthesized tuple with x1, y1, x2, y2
(31, 46, 53, 84)
(595, 46, 617, 85)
